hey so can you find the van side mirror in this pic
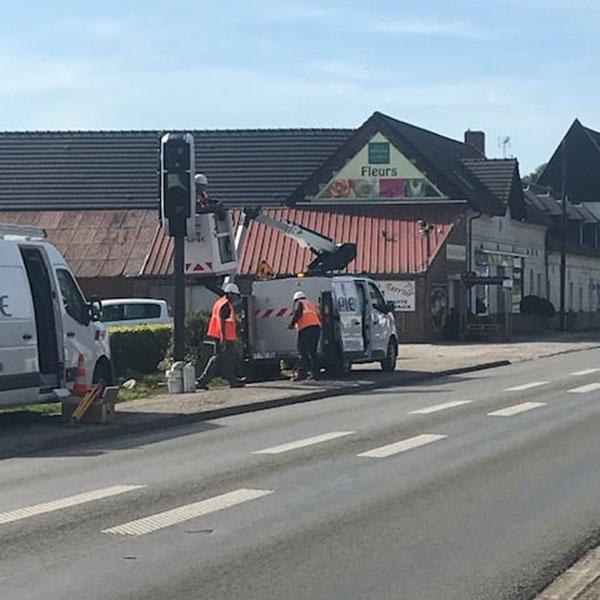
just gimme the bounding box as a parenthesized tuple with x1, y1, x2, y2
(384, 301, 395, 314)
(89, 296, 103, 322)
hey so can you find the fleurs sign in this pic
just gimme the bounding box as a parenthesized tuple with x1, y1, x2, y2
(316, 133, 444, 202)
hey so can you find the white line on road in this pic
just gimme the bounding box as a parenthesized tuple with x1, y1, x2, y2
(571, 368, 600, 376)
(488, 402, 545, 417)
(409, 400, 472, 415)
(357, 434, 447, 458)
(103, 488, 273, 537)
(0, 485, 146, 525)
(567, 383, 600, 394)
(254, 431, 354, 455)
(504, 382, 549, 392)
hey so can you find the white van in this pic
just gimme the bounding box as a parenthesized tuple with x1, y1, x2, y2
(246, 275, 398, 373)
(0, 224, 113, 408)
(100, 298, 172, 328)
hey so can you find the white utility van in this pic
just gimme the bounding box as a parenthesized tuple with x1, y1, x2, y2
(0, 224, 113, 408)
(246, 275, 398, 373)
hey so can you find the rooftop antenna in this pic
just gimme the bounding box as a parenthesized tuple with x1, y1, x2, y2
(497, 136, 512, 158)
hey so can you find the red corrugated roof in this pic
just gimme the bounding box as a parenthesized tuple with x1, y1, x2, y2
(141, 205, 459, 277)
(240, 206, 457, 276)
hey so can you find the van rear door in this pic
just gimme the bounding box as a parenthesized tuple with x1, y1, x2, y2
(332, 279, 365, 354)
(0, 260, 40, 406)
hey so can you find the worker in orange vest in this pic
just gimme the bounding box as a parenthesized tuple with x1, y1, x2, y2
(197, 282, 245, 389)
(288, 291, 322, 381)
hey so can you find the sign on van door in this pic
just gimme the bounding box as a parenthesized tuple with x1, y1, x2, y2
(332, 280, 364, 353)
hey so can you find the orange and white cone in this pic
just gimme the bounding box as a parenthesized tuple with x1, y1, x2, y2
(72, 353, 90, 397)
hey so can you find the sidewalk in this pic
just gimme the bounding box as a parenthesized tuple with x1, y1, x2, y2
(1, 330, 598, 459)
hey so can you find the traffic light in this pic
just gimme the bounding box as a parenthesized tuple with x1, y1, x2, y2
(160, 133, 195, 237)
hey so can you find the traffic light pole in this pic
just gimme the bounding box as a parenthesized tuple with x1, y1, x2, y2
(173, 234, 186, 362)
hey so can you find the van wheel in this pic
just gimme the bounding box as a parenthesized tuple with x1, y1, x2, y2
(380, 339, 398, 372)
(92, 359, 114, 387)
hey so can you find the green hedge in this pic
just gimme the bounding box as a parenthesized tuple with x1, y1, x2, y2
(109, 324, 172, 378)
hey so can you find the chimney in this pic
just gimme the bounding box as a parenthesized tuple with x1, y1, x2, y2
(464, 130, 485, 156)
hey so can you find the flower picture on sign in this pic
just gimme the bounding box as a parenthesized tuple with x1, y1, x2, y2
(317, 133, 444, 202)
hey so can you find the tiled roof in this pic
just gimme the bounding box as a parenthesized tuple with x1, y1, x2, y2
(0, 129, 351, 211)
(462, 158, 526, 220)
(0, 209, 157, 277)
(537, 119, 600, 203)
(462, 159, 516, 206)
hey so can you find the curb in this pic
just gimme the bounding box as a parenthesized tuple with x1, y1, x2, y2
(1, 360, 510, 459)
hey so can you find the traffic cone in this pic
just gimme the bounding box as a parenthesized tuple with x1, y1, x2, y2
(72, 353, 90, 397)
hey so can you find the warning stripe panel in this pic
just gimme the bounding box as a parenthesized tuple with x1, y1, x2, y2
(255, 308, 293, 318)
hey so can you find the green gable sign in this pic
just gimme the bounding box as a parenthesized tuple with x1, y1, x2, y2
(315, 133, 444, 201)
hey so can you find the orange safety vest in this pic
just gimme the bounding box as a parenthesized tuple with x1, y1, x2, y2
(295, 299, 321, 331)
(207, 296, 237, 341)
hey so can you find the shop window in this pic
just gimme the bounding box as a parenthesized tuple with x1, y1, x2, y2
(536, 273, 541, 297)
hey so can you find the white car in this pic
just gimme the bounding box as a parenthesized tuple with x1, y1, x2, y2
(100, 298, 172, 328)
(0, 223, 113, 407)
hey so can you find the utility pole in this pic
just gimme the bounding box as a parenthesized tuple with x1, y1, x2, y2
(559, 138, 567, 332)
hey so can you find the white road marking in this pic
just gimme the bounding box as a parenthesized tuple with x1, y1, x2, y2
(254, 431, 354, 455)
(571, 368, 600, 377)
(357, 434, 447, 458)
(409, 400, 472, 415)
(567, 383, 600, 394)
(488, 402, 545, 417)
(103, 488, 273, 537)
(504, 382, 548, 392)
(0, 485, 146, 525)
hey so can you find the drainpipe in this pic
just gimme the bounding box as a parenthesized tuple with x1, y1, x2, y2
(466, 209, 482, 314)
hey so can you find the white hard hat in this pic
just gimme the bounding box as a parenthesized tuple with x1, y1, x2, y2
(223, 282, 240, 295)
(195, 173, 208, 186)
(293, 291, 306, 301)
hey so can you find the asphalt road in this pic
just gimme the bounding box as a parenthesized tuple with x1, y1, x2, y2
(1, 349, 600, 600)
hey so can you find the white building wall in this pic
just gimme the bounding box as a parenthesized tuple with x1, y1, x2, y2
(471, 212, 546, 313)
(547, 253, 600, 312)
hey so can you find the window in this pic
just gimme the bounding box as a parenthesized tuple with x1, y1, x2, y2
(57, 269, 88, 324)
(368, 283, 386, 309)
(530, 269, 534, 295)
(123, 303, 162, 320)
(101, 304, 124, 322)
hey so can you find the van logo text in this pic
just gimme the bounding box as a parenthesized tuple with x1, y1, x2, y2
(0, 295, 11, 317)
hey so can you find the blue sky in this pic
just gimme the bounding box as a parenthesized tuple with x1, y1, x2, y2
(1, 0, 598, 173)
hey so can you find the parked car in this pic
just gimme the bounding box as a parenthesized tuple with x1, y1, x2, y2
(100, 298, 172, 328)
(0, 223, 113, 407)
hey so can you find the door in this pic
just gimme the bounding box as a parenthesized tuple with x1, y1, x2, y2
(332, 280, 364, 354)
(367, 281, 389, 355)
(20, 247, 61, 388)
(55, 268, 94, 387)
(0, 263, 39, 406)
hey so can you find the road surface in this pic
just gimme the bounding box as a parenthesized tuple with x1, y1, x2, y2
(1, 349, 600, 599)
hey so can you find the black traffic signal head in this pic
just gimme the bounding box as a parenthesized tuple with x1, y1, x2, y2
(160, 133, 195, 237)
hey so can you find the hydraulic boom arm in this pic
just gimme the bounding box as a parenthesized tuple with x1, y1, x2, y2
(235, 206, 356, 275)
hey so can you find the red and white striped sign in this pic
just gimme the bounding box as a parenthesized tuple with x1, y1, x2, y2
(254, 308, 293, 318)
(185, 261, 213, 273)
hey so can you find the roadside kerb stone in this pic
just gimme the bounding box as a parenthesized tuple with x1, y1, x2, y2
(536, 546, 600, 600)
